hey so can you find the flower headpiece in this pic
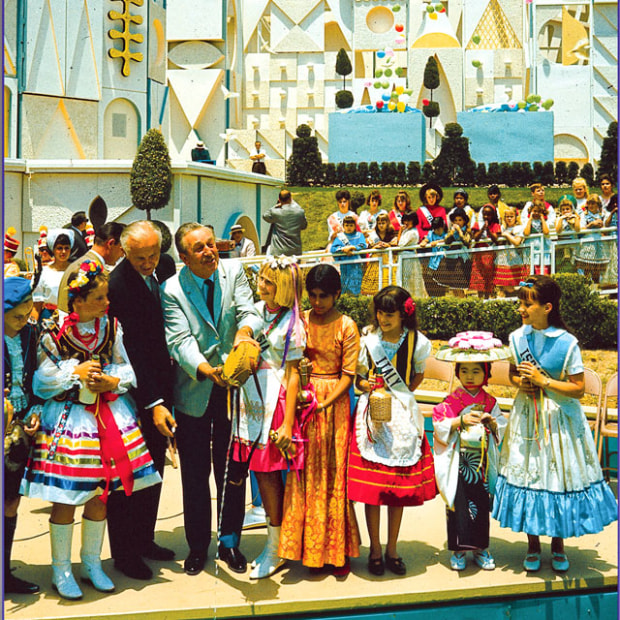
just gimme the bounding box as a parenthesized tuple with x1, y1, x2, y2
(435, 331, 512, 363)
(404, 297, 416, 316)
(68, 260, 103, 297)
(266, 254, 297, 270)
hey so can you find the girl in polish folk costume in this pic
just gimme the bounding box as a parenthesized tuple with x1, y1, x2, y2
(432, 332, 510, 572)
(231, 256, 307, 579)
(20, 260, 161, 599)
(348, 286, 437, 577)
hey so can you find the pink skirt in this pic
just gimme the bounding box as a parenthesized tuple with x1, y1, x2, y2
(232, 385, 304, 472)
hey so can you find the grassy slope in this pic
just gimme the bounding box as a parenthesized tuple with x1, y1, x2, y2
(291, 186, 573, 251)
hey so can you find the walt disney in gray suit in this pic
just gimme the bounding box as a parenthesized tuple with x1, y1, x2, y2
(161, 223, 262, 576)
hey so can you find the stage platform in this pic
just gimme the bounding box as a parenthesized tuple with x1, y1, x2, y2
(4, 463, 617, 620)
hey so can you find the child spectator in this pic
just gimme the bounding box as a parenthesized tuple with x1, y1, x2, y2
(447, 189, 475, 225)
(554, 195, 581, 274)
(485, 185, 509, 224)
(361, 215, 398, 296)
(397, 212, 426, 300)
(359, 190, 387, 237)
(470, 205, 500, 299)
(433, 331, 510, 571)
(571, 177, 589, 213)
(419, 216, 448, 297)
(349, 286, 437, 576)
(495, 207, 527, 295)
(574, 193, 609, 284)
(523, 199, 552, 275)
(331, 214, 367, 295)
(327, 189, 358, 245)
(444, 208, 472, 297)
(388, 191, 412, 232)
(520, 183, 556, 227)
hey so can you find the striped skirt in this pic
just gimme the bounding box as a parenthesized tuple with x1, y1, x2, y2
(348, 433, 438, 507)
(20, 396, 161, 505)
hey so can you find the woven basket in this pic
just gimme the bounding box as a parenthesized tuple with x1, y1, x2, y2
(221, 341, 261, 387)
(369, 388, 392, 423)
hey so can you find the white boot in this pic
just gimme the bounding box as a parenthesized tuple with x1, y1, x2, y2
(80, 518, 115, 592)
(251, 517, 270, 569)
(50, 522, 83, 600)
(249, 521, 285, 579)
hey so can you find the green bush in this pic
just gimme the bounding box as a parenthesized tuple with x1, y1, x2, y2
(336, 162, 348, 185)
(475, 163, 487, 186)
(407, 161, 421, 185)
(351, 191, 366, 212)
(521, 162, 534, 186)
(346, 163, 359, 186)
(580, 162, 594, 187)
(357, 162, 369, 185)
(323, 163, 337, 185)
(487, 163, 500, 184)
(368, 161, 381, 185)
(598, 120, 617, 184)
(421, 161, 436, 184)
(286, 124, 323, 185)
(542, 161, 555, 186)
(555, 161, 568, 185)
(335, 90, 354, 109)
(396, 162, 407, 186)
(381, 162, 397, 185)
(532, 161, 544, 181)
(567, 161, 580, 182)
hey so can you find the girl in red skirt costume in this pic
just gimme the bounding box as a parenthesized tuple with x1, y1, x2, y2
(348, 286, 437, 577)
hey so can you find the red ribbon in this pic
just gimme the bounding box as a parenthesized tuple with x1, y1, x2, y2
(55, 312, 81, 341)
(86, 392, 134, 504)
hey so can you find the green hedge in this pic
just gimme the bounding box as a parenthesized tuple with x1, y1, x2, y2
(334, 275, 617, 349)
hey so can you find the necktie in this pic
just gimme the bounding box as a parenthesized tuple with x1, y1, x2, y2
(148, 275, 160, 301)
(203, 278, 214, 319)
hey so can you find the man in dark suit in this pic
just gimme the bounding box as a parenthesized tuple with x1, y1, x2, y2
(161, 223, 262, 576)
(106, 221, 176, 580)
(64, 211, 89, 262)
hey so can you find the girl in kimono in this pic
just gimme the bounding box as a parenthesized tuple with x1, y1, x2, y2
(492, 275, 617, 572)
(231, 256, 306, 579)
(432, 332, 509, 571)
(20, 260, 161, 599)
(349, 286, 437, 576)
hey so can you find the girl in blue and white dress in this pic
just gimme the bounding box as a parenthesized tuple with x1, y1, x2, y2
(492, 275, 617, 573)
(574, 193, 610, 284)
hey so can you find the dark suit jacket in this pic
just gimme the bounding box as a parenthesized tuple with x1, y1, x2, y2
(65, 225, 89, 263)
(108, 258, 173, 410)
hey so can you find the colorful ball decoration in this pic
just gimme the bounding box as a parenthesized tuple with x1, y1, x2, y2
(395, 67, 404, 77)
(387, 100, 396, 111)
(375, 69, 383, 78)
(374, 81, 382, 89)
(395, 24, 404, 33)
(429, 12, 438, 20)
(382, 93, 391, 102)
(426, 5, 435, 12)
(392, 4, 401, 12)
(397, 101, 406, 113)
(395, 37, 406, 45)
(377, 50, 386, 59)
(472, 35, 481, 44)
(395, 85, 405, 95)
(376, 101, 384, 110)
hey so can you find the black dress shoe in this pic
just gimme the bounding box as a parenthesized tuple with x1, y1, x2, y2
(5, 572, 40, 595)
(114, 556, 153, 580)
(142, 542, 175, 561)
(217, 545, 247, 574)
(184, 552, 207, 576)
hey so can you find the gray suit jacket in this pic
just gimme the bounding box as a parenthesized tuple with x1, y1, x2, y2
(161, 259, 262, 417)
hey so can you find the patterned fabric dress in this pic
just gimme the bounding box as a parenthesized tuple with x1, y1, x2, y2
(348, 329, 438, 507)
(20, 315, 161, 505)
(433, 388, 506, 551)
(575, 211, 610, 281)
(494, 225, 529, 286)
(492, 325, 617, 537)
(32, 266, 65, 320)
(469, 223, 500, 294)
(278, 311, 361, 568)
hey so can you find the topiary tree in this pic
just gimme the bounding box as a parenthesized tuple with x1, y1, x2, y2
(532, 161, 544, 181)
(407, 161, 421, 185)
(597, 121, 617, 183)
(323, 162, 337, 186)
(346, 163, 359, 186)
(335, 48, 353, 109)
(475, 163, 487, 186)
(421, 161, 436, 184)
(432, 123, 476, 186)
(487, 162, 500, 184)
(336, 162, 348, 185)
(567, 161, 580, 183)
(396, 162, 407, 186)
(368, 161, 381, 185)
(521, 162, 534, 186)
(130, 128, 172, 220)
(555, 161, 568, 185)
(499, 162, 512, 187)
(286, 124, 323, 186)
(580, 162, 595, 187)
(542, 161, 555, 186)
(381, 162, 397, 186)
(422, 56, 440, 127)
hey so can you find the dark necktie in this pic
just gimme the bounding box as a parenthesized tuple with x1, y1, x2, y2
(148, 275, 160, 301)
(203, 278, 214, 319)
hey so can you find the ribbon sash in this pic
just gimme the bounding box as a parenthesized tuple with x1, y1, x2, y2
(364, 331, 423, 436)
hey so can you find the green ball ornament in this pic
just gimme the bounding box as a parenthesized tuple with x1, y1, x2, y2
(375, 69, 383, 78)
(392, 5, 401, 12)
(384, 68, 393, 77)
(426, 5, 435, 13)
(472, 35, 481, 45)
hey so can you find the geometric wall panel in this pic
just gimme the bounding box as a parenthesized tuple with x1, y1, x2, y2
(169, 41, 224, 69)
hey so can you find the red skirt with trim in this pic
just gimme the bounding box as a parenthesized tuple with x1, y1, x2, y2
(347, 432, 438, 507)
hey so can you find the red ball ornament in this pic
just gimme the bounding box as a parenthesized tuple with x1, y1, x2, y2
(376, 101, 384, 109)
(422, 98, 430, 106)
(395, 24, 404, 33)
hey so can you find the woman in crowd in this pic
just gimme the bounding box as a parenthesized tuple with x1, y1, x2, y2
(388, 191, 412, 232)
(416, 183, 447, 241)
(358, 190, 387, 237)
(20, 260, 161, 599)
(327, 189, 358, 246)
(598, 174, 615, 211)
(279, 264, 360, 576)
(231, 257, 305, 579)
(32, 229, 75, 322)
(492, 276, 617, 572)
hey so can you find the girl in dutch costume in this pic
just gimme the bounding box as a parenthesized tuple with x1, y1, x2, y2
(20, 260, 161, 599)
(432, 332, 510, 571)
(231, 256, 307, 579)
(348, 286, 437, 577)
(4, 277, 42, 595)
(492, 275, 617, 572)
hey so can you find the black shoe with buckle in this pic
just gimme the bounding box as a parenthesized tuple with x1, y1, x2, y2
(217, 545, 247, 574)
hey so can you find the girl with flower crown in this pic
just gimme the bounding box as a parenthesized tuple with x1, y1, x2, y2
(20, 260, 161, 600)
(432, 332, 510, 572)
(230, 256, 306, 579)
(348, 286, 437, 577)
